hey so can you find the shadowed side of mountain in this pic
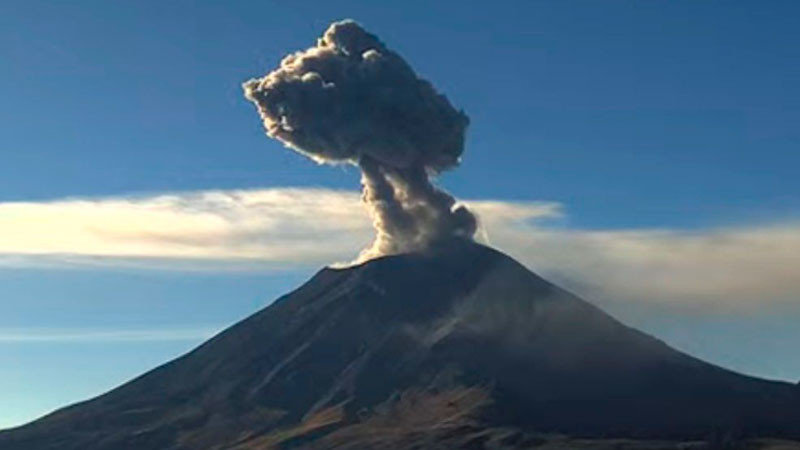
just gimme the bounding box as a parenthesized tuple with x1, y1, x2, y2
(1, 240, 798, 449)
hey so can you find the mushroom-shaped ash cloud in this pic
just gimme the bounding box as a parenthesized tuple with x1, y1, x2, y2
(244, 20, 476, 261)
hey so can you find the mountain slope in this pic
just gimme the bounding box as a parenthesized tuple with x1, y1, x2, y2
(1, 240, 798, 449)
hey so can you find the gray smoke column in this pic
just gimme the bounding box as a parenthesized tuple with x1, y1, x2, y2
(243, 20, 476, 261)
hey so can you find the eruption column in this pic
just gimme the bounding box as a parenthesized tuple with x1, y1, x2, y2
(243, 20, 476, 261)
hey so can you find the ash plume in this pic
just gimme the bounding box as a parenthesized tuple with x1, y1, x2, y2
(243, 20, 476, 261)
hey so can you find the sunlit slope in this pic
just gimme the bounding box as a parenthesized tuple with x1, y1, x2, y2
(2, 240, 798, 449)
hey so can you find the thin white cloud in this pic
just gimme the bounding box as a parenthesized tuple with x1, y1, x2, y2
(0, 189, 559, 269)
(489, 223, 800, 312)
(0, 187, 798, 310)
(0, 189, 370, 265)
(0, 327, 221, 343)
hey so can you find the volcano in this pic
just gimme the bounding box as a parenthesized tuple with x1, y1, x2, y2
(2, 240, 798, 449)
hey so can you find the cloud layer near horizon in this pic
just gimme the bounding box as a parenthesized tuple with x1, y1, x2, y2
(0, 327, 221, 343)
(1, 188, 798, 310)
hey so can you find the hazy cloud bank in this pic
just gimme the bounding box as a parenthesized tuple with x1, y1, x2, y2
(1, 188, 798, 310)
(0, 327, 221, 343)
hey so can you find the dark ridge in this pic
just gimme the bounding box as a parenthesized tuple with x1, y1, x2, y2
(1, 240, 798, 449)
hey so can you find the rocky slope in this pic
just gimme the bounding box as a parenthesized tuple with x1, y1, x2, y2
(2, 240, 798, 449)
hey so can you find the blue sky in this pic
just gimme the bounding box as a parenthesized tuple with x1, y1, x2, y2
(2, 0, 799, 429)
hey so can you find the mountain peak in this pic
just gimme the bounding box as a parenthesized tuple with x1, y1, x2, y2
(2, 243, 798, 449)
